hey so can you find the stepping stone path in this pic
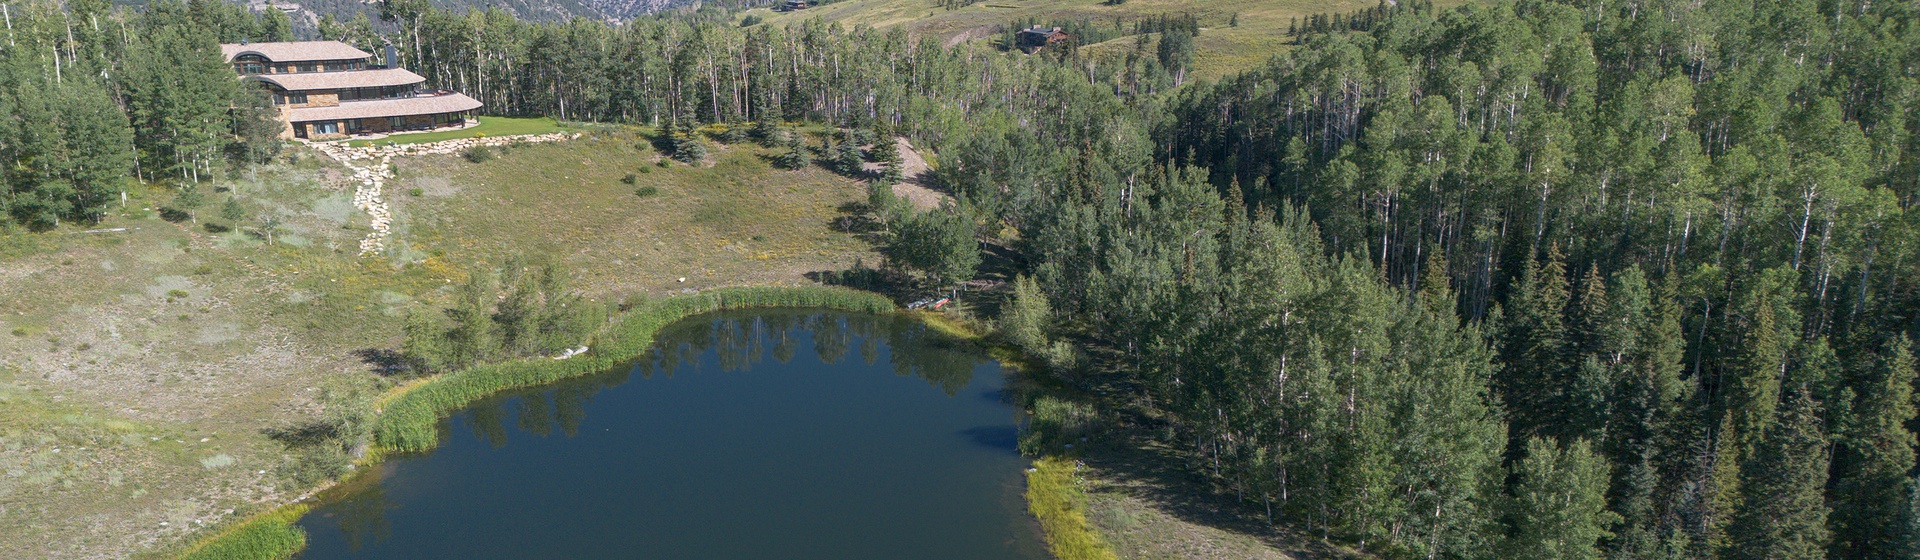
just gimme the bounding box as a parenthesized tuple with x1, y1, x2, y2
(305, 132, 583, 256)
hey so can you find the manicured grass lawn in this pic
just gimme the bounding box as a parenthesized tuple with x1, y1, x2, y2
(346, 116, 568, 147)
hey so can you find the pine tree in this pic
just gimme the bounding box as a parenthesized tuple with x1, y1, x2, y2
(219, 197, 245, 223)
(773, 130, 809, 170)
(834, 134, 865, 176)
(1728, 277, 1794, 458)
(1504, 437, 1618, 560)
(400, 309, 448, 374)
(1499, 244, 1572, 443)
(1728, 387, 1832, 560)
(1830, 337, 1917, 560)
(56, 79, 134, 222)
(443, 271, 498, 370)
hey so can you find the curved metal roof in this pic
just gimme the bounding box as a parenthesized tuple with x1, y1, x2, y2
(250, 68, 426, 92)
(221, 41, 372, 63)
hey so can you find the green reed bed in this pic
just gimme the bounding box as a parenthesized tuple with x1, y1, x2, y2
(374, 285, 894, 453)
(1026, 456, 1119, 560)
(171, 504, 309, 560)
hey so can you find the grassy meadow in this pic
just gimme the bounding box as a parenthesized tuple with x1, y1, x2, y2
(0, 127, 877, 559)
(746, 0, 1392, 80)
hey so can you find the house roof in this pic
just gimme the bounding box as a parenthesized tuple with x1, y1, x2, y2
(221, 41, 371, 63)
(288, 93, 483, 123)
(249, 68, 426, 92)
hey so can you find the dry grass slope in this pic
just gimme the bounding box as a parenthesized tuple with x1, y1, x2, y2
(748, 0, 1385, 80)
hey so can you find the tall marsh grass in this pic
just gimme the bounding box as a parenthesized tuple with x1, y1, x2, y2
(1026, 456, 1119, 560)
(172, 504, 309, 560)
(375, 286, 893, 453)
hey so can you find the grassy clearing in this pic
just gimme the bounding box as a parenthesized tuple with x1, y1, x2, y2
(345, 116, 569, 147)
(167, 505, 309, 560)
(747, 0, 1377, 80)
(1028, 456, 1120, 560)
(395, 128, 875, 296)
(375, 285, 893, 452)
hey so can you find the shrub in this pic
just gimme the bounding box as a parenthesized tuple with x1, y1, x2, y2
(621, 173, 640, 185)
(1001, 275, 1051, 353)
(166, 289, 190, 302)
(1019, 397, 1101, 455)
(408, 187, 424, 197)
(634, 186, 660, 198)
(462, 146, 494, 163)
(740, 14, 764, 26)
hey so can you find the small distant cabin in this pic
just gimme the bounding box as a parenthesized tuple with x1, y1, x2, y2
(1017, 26, 1069, 53)
(778, 0, 811, 11)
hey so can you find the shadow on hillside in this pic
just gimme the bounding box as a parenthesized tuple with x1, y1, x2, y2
(1030, 349, 1367, 559)
(1079, 429, 1366, 559)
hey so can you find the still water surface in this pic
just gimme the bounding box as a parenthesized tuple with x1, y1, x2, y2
(296, 310, 1047, 559)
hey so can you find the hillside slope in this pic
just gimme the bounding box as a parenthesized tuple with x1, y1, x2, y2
(743, 0, 1382, 80)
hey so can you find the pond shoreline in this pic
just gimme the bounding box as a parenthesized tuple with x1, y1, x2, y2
(169, 285, 895, 559)
(170, 287, 1117, 560)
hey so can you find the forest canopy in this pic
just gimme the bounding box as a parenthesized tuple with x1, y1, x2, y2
(1, 0, 1916, 558)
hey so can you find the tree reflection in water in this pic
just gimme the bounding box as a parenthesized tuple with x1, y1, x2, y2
(637, 310, 985, 396)
(326, 309, 992, 547)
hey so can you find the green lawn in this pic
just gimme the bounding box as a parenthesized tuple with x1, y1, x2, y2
(346, 116, 568, 147)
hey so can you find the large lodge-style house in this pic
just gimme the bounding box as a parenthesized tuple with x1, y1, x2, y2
(222, 40, 483, 140)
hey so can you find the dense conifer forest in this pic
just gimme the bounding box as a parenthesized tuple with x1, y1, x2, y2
(2, 0, 1917, 557)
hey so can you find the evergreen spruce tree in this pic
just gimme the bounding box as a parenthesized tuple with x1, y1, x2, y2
(219, 197, 246, 224)
(773, 130, 809, 170)
(443, 271, 498, 370)
(1504, 437, 1618, 560)
(1830, 337, 1917, 560)
(1728, 387, 1832, 560)
(1499, 244, 1572, 443)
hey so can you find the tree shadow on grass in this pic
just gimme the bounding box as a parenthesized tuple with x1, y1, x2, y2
(264, 421, 340, 449)
(353, 348, 409, 377)
(1075, 429, 1364, 559)
(1026, 355, 1365, 559)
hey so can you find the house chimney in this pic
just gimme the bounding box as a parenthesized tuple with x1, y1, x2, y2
(385, 43, 399, 69)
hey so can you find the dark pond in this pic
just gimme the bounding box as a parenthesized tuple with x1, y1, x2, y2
(295, 310, 1047, 559)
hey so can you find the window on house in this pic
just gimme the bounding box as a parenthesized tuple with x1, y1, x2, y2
(315, 122, 340, 135)
(390, 116, 406, 129)
(286, 93, 308, 105)
(298, 64, 317, 72)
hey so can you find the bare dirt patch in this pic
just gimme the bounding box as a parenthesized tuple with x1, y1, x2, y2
(890, 137, 948, 211)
